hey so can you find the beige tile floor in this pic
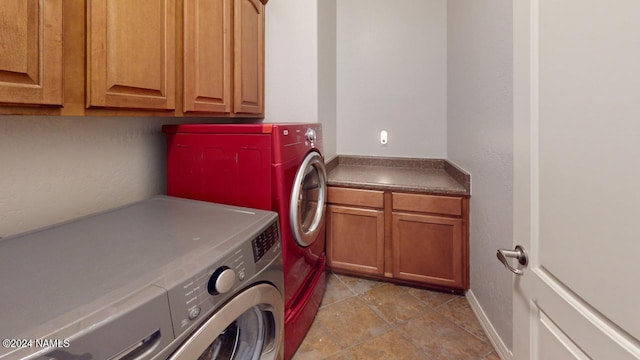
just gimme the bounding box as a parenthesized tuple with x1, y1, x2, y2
(292, 272, 499, 360)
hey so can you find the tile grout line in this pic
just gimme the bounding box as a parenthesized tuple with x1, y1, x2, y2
(355, 281, 458, 360)
(319, 275, 408, 359)
(319, 272, 357, 308)
(315, 273, 495, 359)
(390, 307, 438, 360)
(317, 282, 407, 354)
(302, 301, 349, 360)
(368, 284, 492, 358)
(433, 298, 496, 346)
(313, 295, 393, 359)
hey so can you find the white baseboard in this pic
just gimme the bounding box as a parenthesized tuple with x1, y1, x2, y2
(466, 290, 513, 360)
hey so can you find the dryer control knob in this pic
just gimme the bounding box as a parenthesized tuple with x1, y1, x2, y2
(305, 128, 316, 142)
(208, 266, 236, 295)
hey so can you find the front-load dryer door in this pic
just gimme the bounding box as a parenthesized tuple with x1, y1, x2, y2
(168, 284, 283, 360)
(289, 151, 327, 247)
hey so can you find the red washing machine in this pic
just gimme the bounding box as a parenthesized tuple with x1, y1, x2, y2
(162, 123, 327, 360)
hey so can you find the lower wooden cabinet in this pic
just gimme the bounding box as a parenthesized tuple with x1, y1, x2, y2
(326, 186, 469, 291)
(326, 205, 385, 276)
(392, 212, 464, 288)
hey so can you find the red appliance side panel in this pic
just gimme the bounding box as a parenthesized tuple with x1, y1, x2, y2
(201, 145, 230, 204)
(162, 123, 274, 134)
(166, 133, 202, 201)
(166, 133, 272, 211)
(235, 145, 272, 209)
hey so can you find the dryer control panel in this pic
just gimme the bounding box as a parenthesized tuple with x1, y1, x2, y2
(252, 221, 279, 262)
(166, 219, 282, 338)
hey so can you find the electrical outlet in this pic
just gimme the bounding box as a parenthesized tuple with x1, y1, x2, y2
(380, 130, 388, 145)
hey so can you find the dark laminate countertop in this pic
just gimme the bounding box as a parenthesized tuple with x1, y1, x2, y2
(326, 156, 470, 196)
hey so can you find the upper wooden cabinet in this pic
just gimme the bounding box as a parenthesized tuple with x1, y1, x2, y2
(183, 0, 264, 115)
(0, 0, 266, 117)
(87, 0, 176, 110)
(87, 0, 176, 109)
(0, 0, 63, 106)
(183, 0, 232, 113)
(233, 0, 264, 115)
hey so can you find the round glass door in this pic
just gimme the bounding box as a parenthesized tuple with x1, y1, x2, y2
(197, 307, 274, 360)
(168, 284, 283, 360)
(289, 151, 327, 247)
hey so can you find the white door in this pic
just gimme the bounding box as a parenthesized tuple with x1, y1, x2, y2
(510, 0, 640, 358)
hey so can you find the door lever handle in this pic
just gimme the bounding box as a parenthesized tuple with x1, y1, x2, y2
(497, 245, 528, 275)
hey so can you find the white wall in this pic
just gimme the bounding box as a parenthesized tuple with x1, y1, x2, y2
(265, 0, 338, 160)
(336, 0, 447, 158)
(318, 0, 337, 160)
(264, 0, 318, 124)
(447, 0, 514, 352)
(0, 116, 169, 237)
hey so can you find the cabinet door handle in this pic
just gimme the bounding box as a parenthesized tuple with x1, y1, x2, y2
(496, 245, 528, 275)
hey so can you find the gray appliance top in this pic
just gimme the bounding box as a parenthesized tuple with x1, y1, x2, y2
(0, 196, 278, 344)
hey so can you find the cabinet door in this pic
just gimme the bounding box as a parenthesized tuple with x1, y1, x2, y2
(326, 205, 385, 276)
(233, 0, 264, 115)
(87, 0, 176, 110)
(183, 0, 232, 113)
(0, 0, 62, 105)
(392, 212, 465, 289)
